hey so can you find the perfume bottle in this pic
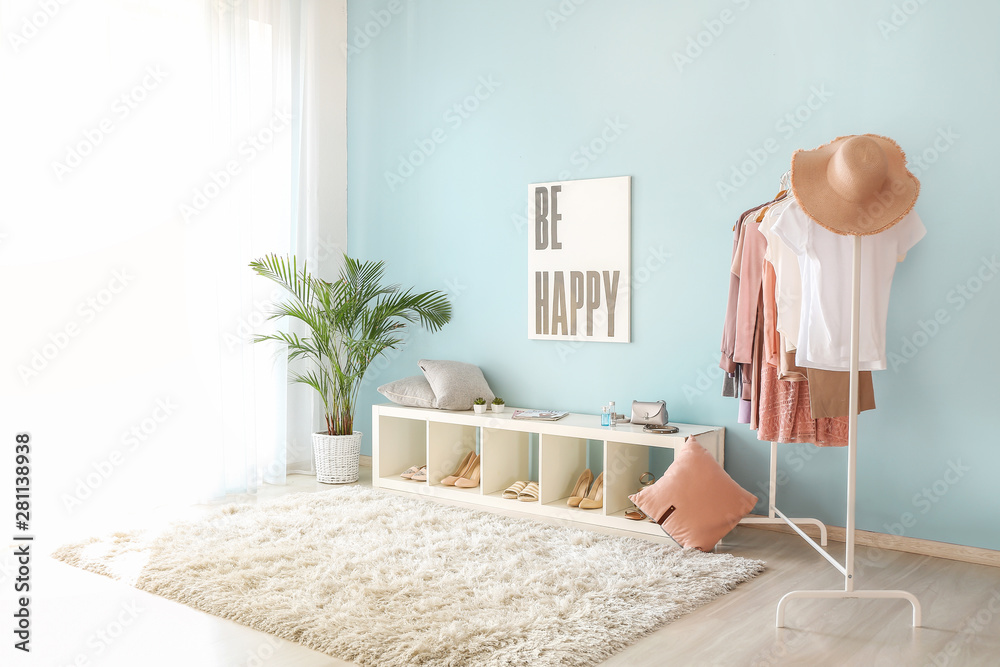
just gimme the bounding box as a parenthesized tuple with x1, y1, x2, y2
(601, 405, 611, 427)
(609, 401, 616, 428)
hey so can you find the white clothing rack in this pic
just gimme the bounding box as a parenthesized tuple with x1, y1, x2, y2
(741, 236, 922, 628)
(738, 443, 828, 547)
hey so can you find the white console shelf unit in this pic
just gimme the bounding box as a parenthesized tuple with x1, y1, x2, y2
(372, 403, 726, 538)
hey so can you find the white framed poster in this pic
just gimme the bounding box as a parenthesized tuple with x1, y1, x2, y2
(528, 175, 631, 343)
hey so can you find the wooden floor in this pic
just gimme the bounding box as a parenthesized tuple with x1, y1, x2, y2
(23, 468, 1000, 667)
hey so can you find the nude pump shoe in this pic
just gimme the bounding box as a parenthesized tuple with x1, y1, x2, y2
(454, 454, 481, 488)
(579, 472, 604, 510)
(568, 469, 593, 507)
(441, 451, 475, 486)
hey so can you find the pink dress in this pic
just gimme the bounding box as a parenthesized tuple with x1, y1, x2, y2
(756, 364, 850, 446)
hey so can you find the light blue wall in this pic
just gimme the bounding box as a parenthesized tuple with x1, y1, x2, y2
(347, 0, 1000, 550)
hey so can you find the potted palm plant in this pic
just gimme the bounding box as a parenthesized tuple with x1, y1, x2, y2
(250, 253, 452, 484)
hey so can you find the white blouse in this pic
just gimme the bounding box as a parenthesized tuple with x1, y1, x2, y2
(772, 199, 926, 371)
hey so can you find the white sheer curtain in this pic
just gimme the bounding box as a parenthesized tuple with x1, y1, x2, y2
(192, 0, 347, 498)
(0, 0, 345, 511)
(192, 0, 299, 498)
(286, 0, 349, 480)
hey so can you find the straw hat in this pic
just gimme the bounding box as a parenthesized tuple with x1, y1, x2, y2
(790, 134, 920, 236)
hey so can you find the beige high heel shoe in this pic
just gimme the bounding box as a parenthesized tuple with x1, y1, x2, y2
(454, 454, 481, 488)
(567, 469, 593, 507)
(579, 472, 604, 510)
(441, 451, 475, 486)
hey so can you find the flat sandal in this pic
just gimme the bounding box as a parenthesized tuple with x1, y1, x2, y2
(502, 480, 527, 499)
(517, 481, 539, 502)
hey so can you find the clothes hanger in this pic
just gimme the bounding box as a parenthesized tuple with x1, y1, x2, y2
(755, 171, 792, 222)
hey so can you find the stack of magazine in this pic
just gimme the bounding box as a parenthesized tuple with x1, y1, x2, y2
(511, 409, 568, 421)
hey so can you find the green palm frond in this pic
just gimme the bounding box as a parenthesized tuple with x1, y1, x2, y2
(249, 254, 316, 308)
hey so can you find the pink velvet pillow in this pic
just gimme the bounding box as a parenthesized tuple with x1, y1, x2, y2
(629, 435, 756, 551)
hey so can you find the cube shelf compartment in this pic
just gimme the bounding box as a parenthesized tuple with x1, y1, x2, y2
(482, 428, 534, 499)
(372, 404, 725, 539)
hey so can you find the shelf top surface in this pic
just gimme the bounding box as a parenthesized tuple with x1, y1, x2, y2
(373, 403, 723, 445)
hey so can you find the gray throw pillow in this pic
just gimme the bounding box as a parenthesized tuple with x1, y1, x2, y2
(418, 359, 495, 410)
(377, 375, 437, 408)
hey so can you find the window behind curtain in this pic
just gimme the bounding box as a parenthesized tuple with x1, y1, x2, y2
(0, 0, 309, 533)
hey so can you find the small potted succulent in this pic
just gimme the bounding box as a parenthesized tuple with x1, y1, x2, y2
(491, 397, 506, 413)
(473, 397, 488, 414)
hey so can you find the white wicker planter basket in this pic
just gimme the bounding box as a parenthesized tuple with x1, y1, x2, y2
(312, 432, 362, 484)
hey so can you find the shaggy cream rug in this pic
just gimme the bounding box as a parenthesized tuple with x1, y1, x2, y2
(53, 487, 764, 666)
